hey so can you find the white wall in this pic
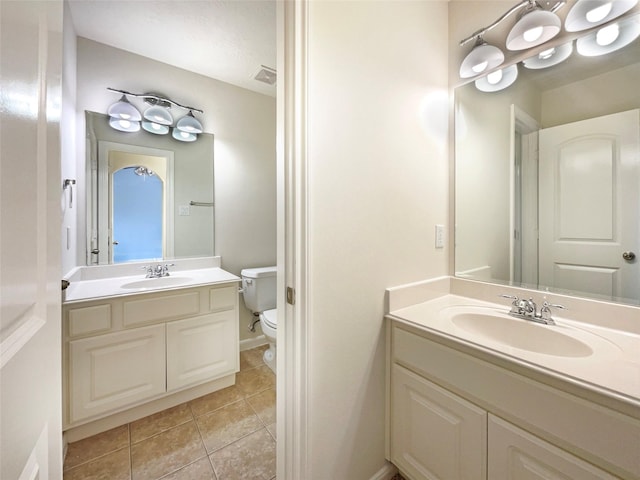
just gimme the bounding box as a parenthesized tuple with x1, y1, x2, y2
(303, 2, 449, 477)
(74, 38, 276, 341)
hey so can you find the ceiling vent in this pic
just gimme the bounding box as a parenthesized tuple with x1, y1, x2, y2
(254, 65, 277, 85)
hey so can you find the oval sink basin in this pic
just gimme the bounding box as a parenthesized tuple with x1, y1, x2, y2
(448, 311, 593, 357)
(121, 276, 193, 290)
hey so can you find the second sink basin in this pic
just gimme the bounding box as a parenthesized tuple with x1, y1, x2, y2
(121, 276, 193, 290)
(449, 311, 593, 357)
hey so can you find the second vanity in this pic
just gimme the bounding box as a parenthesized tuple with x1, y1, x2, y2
(385, 278, 640, 480)
(62, 257, 240, 441)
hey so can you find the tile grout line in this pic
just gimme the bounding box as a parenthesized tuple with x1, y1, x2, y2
(128, 423, 133, 480)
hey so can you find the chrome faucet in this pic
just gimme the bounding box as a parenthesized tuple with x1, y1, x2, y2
(141, 263, 174, 278)
(499, 294, 565, 325)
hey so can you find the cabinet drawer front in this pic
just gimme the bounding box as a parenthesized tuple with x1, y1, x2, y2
(391, 364, 487, 480)
(69, 324, 166, 423)
(166, 311, 238, 392)
(123, 291, 200, 327)
(209, 286, 237, 312)
(488, 415, 619, 480)
(68, 304, 112, 337)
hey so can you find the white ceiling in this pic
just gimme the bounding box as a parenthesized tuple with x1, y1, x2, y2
(67, 0, 277, 97)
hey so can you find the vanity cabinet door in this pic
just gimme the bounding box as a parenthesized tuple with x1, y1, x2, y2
(166, 311, 238, 392)
(390, 364, 487, 480)
(488, 415, 619, 480)
(69, 324, 166, 423)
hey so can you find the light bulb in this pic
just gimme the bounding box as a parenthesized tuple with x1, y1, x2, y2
(523, 26, 544, 43)
(472, 60, 489, 73)
(119, 119, 131, 128)
(586, 3, 612, 23)
(596, 23, 620, 46)
(538, 47, 556, 59)
(487, 69, 503, 85)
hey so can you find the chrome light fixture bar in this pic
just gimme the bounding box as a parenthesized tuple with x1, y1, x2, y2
(106, 88, 204, 141)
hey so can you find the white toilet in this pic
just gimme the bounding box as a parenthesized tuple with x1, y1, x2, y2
(241, 266, 277, 373)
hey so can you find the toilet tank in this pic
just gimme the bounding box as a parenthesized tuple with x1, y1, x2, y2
(241, 266, 277, 313)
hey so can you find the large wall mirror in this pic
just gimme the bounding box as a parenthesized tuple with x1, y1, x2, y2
(86, 111, 214, 265)
(454, 12, 640, 307)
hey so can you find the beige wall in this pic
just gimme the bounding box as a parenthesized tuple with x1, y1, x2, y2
(75, 38, 276, 342)
(304, 2, 449, 477)
(541, 62, 640, 127)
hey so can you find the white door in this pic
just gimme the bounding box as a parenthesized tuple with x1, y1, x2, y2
(0, 1, 64, 479)
(539, 109, 640, 302)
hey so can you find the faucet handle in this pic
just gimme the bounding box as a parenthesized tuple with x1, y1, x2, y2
(499, 294, 521, 314)
(539, 301, 565, 323)
(499, 294, 519, 302)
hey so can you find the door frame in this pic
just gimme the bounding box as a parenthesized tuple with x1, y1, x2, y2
(277, 1, 309, 478)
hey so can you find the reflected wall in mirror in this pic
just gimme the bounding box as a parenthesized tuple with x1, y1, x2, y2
(455, 14, 640, 307)
(86, 111, 214, 264)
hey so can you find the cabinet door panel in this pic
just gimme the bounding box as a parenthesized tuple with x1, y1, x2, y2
(69, 324, 165, 423)
(488, 415, 619, 480)
(166, 312, 238, 391)
(391, 364, 487, 480)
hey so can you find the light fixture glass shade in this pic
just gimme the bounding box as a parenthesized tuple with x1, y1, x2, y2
(142, 121, 170, 135)
(506, 9, 561, 50)
(523, 41, 574, 69)
(172, 128, 197, 142)
(107, 95, 141, 121)
(176, 111, 203, 133)
(143, 105, 173, 125)
(459, 42, 505, 78)
(576, 16, 640, 56)
(474, 64, 518, 92)
(565, 0, 638, 32)
(109, 117, 140, 132)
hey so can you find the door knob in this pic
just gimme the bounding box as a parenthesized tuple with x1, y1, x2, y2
(622, 251, 636, 261)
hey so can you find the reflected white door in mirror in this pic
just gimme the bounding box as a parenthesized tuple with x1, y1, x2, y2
(539, 109, 639, 301)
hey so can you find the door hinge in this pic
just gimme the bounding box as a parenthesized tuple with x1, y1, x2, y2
(286, 286, 295, 305)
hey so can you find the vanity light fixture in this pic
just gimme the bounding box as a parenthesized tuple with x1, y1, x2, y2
(523, 41, 574, 69)
(459, 38, 505, 78)
(107, 94, 142, 122)
(565, 0, 638, 32)
(172, 129, 197, 142)
(459, 0, 565, 79)
(576, 14, 640, 55)
(106, 88, 204, 141)
(142, 120, 170, 135)
(175, 111, 203, 134)
(506, 3, 562, 50)
(474, 64, 519, 92)
(109, 116, 141, 132)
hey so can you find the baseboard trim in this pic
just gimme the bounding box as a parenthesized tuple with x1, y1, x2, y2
(240, 335, 268, 351)
(370, 461, 399, 480)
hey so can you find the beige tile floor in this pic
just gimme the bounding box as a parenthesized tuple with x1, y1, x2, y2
(63, 345, 276, 480)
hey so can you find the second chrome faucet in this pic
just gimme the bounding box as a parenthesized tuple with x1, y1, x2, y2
(499, 294, 565, 325)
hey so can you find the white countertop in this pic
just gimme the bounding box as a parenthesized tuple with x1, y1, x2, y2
(64, 267, 240, 303)
(389, 294, 640, 408)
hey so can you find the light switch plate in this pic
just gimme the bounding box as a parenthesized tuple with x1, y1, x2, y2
(435, 224, 445, 248)
(178, 205, 190, 216)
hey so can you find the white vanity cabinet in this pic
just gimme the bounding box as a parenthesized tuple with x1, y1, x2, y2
(390, 363, 486, 480)
(69, 324, 166, 423)
(387, 320, 640, 480)
(63, 282, 239, 429)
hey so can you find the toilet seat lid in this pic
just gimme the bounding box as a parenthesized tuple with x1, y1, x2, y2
(261, 309, 277, 328)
